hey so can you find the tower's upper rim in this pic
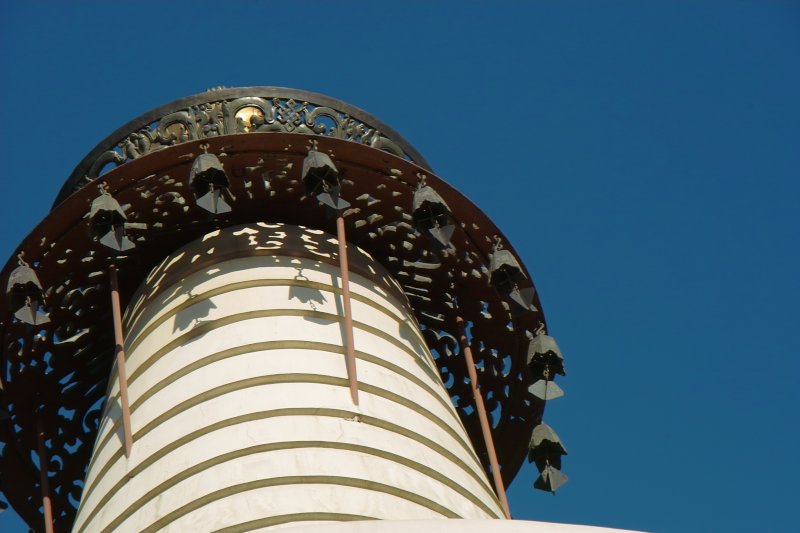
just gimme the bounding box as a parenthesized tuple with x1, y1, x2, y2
(53, 86, 432, 208)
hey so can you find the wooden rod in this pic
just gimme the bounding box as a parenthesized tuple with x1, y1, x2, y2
(456, 315, 511, 518)
(36, 415, 55, 533)
(109, 266, 133, 457)
(336, 215, 359, 406)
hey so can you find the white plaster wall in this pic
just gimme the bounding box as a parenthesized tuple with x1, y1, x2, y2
(284, 520, 645, 533)
(72, 241, 503, 532)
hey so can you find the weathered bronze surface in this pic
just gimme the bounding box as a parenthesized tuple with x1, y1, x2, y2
(54, 87, 431, 207)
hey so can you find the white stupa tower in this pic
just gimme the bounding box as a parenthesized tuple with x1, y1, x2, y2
(0, 88, 634, 533)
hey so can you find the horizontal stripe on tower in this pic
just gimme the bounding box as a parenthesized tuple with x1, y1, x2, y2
(76, 406, 499, 526)
(112, 306, 438, 411)
(86, 475, 463, 533)
(78, 370, 491, 517)
(90, 308, 449, 466)
(214, 513, 377, 533)
(78, 440, 502, 532)
(83, 333, 474, 494)
(125, 277, 420, 347)
(123, 250, 409, 332)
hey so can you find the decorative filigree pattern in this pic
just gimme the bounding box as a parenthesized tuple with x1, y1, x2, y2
(56, 88, 428, 206)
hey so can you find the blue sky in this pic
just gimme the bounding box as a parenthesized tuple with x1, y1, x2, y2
(1, 2, 798, 532)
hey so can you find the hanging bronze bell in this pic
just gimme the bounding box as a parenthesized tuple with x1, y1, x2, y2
(6, 263, 49, 325)
(89, 191, 135, 252)
(489, 247, 537, 313)
(302, 148, 349, 210)
(189, 152, 232, 214)
(412, 183, 455, 249)
(528, 332, 565, 378)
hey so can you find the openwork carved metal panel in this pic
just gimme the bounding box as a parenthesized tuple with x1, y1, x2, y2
(55, 87, 430, 207)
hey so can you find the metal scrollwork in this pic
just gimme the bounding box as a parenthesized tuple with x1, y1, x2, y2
(57, 88, 428, 206)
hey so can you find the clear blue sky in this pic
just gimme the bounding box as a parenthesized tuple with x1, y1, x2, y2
(1, 2, 798, 532)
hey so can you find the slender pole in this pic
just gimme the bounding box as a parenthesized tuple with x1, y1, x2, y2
(109, 266, 133, 457)
(36, 415, 55, 533)
(336, 215, 359, 405)
(456, 315, 511, 518)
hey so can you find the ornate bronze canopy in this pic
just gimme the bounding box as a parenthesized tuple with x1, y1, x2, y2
(1, 88, 563, 530)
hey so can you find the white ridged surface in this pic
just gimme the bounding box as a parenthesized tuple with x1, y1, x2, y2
(284, 520, 644, 533)
(73, 227, 503, 533)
